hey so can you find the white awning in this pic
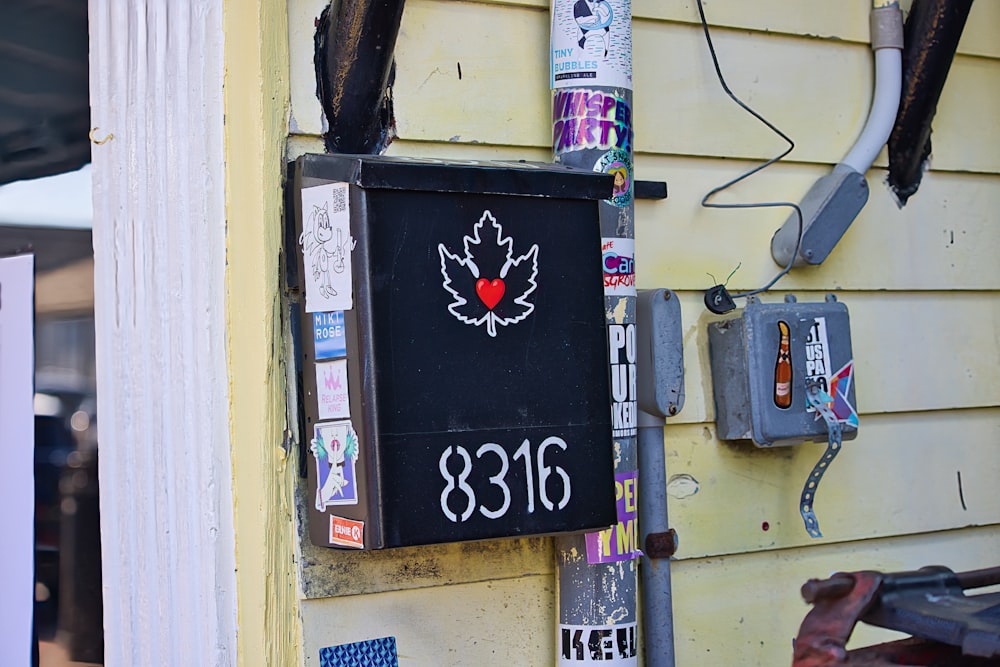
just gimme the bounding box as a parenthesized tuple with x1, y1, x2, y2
(0, 165, 92, 229)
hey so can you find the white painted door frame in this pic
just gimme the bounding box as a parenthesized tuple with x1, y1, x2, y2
(88, 2, 237, 664)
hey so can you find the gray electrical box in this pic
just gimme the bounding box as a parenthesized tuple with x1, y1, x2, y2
(708, 295, 858, 447)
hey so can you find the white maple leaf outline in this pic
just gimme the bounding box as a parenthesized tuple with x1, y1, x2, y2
(437, 210, 539, 337)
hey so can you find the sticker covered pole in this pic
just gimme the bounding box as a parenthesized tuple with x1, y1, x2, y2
(550, 1, 638, 665)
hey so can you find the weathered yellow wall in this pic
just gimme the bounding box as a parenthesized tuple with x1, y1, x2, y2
(285, 0, 1000, 665)
(224, 1, 301, 666)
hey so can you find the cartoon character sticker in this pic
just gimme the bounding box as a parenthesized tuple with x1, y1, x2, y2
(595, 148, 632, 207)
(311, 420, 360, 510)
(551, 0, 632, 90)
(299, 183, 356, 313)
(438, 210, 539, 338)
(574, 0, 613, 56)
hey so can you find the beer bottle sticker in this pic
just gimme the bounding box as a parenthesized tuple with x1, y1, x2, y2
(774, 320, 792, 409)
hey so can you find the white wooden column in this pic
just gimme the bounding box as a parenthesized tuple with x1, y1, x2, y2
(88, 2, 237, 664)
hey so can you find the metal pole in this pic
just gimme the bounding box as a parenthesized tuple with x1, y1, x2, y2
(638, 410, 676, 667)
(551, 2, 637, 664)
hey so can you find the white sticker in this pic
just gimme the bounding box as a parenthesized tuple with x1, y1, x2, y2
(559, 622, 637, 665)
(438, 210, 539, 338)
(608, 323, 637, 438)
(0, 254, 35, 667)
(551, 0, 632, 90)
(300, 183, 355, 312)
(804, 316, 832, 407)
(316, 359, 350, 420)
(601, 238, 635, 296)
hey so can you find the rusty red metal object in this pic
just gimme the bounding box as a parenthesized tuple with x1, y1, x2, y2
(792, 566, 1000, 666)
(792, 571, 884, 667)
(847, 637, 1000, 666)
(644, 529, 678, 559)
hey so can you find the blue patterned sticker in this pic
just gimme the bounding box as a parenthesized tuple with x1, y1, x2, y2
(314, 311, 346, 359)
(320, 637, 398, 667)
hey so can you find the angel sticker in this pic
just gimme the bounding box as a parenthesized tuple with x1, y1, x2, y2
(299, 183, 355, 312)
(311, 421, 360, 509)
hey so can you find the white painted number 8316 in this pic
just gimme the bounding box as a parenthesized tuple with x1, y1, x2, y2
(439, 437, 572, 522)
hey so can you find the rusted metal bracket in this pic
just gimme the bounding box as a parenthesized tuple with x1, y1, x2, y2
(792, 567, 1000, 667)
(793, 571, 884, 667)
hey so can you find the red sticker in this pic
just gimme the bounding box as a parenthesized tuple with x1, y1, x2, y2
(329, 515, 364, 549)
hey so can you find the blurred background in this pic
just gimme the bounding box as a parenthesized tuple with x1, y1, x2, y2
(1, 2, 102, 664)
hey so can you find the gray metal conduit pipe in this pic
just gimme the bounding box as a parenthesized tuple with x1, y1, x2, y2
(770, 1, 904, 268)
(638, 409, 676, 667)
(635, 287, 683, 667)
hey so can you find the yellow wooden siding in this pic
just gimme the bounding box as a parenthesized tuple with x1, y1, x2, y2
(635, 161, 1000, 292)
(386, 1, 1000, 172)
(300, 576, 555, 666)
(663, 408, 1000, 558)
(284, 0, 1000, 664)
(362, 0, 1000, 57)
(671, 526, 1000, 667)
(665, 290, 1000, 425)
(463, 0, 999, 59)
(296, 530, 1000, 667)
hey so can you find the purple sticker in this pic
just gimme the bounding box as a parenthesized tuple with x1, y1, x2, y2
(585, 470, 640, 564)
(311, 421, 360, 509)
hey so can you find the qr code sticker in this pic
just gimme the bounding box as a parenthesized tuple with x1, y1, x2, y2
(331, 185, 347, 214)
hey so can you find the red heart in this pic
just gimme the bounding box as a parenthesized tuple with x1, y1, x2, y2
(476, 278, 505, 310)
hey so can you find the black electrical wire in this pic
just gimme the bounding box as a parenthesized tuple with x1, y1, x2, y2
(695, 0, 804, 307)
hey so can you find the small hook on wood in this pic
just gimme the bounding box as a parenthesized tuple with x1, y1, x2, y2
(89, 127, 114, 145)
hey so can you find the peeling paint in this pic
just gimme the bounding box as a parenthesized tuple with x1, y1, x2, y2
(667, 474, 700, 499)
(296, 482, 554, 599)
(607, 296, 628, 322)
(606, 606, 629, 624)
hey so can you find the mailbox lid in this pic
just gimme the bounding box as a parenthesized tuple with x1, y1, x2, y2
(296, 153, 614, 200)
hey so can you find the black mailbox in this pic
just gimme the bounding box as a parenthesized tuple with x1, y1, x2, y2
(291, 154, 616, 549)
